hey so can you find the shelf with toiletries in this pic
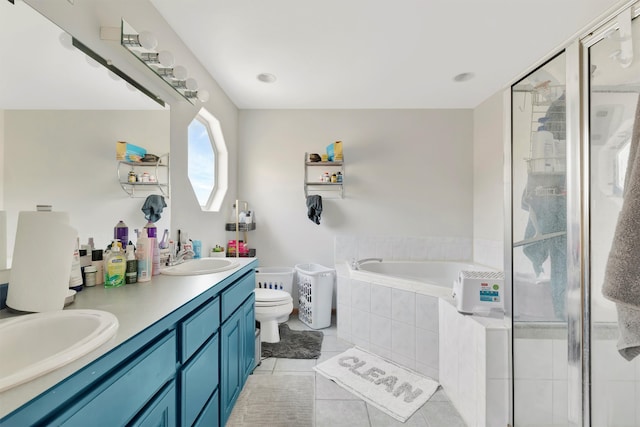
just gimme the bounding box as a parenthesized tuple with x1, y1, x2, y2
(225, 200, 256, 258)
(304, 152, 344, 199)
(117, 153, 169, 198)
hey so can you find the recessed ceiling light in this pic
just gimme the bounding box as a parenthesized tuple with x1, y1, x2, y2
(257, 73, 277, 83)
(453, 72, 475, 82)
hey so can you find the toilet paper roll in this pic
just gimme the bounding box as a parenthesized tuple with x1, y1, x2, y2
(7, 211, 77, 312)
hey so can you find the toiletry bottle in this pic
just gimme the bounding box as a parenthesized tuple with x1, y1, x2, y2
(84, 265, 97, 287)
(114, 220, 128, 249)
(159, 229, 169, 249)
(125, 244, 138, 284)
(69, 237, 83, 291)
(105, 240, 126, 288)
(91, 249, 104, 285)
(136, 231, 152, 282)
(145, 222, 160, 275)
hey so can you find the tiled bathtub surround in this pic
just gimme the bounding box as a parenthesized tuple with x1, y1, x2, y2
(336, 263, 441, 380)
(472, 238, 503, 270)
(440, 299, 509, 427)
(334, 234, 473, 265)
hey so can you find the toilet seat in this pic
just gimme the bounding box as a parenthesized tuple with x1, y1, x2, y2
(254, 288, 292, 307)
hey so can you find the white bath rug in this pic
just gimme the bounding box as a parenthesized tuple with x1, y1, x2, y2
(314, 347, 439, 422)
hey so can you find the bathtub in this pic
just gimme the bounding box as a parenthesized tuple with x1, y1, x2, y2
(337, 259, 497, 380)
(348, 260, 488, 299)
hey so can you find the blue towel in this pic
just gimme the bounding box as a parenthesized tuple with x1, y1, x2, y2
(141, 195, 167, 222)
(306, 195, 322, 225)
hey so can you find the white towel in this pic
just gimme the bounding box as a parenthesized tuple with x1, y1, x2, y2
(602, 95, 640, 360)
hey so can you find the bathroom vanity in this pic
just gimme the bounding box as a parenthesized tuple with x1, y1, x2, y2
(0, 258, 258, 426)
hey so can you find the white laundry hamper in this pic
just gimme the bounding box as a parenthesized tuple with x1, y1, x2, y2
(254, 267, 295, 293)
(295, 263, 335, 329)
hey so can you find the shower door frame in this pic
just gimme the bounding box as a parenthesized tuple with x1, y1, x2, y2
(507, 2, 640, 426)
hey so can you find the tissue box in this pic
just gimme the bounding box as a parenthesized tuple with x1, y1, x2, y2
(116, 141, 147, 162)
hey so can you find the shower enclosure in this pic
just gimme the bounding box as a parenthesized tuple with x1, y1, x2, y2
(510, 2, 640, 426)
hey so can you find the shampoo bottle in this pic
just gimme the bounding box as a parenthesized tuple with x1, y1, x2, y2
(105, 240, 126, 288)
(136, 231, 152, 283)
(114, 220, 128, 248)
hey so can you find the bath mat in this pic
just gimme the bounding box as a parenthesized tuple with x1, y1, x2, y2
(261, 324, 323, 359)
(314, 347, 439, 422)
(226, 374, 314, 426)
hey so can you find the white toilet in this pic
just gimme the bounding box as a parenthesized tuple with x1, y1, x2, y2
(254, 288, 293, 343)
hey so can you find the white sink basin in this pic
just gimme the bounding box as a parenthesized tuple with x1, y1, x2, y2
(160, 257, 239, 276)
(0, 309, 118, 392)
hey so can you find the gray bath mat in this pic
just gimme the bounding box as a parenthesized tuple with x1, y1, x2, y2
(226, 374, 314, 427)
(261, 324, 324, 359)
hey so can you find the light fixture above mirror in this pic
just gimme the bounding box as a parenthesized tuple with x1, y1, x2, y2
(120, 20, 209, 104)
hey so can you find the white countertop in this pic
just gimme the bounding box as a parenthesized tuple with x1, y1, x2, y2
(0, 257, 258, 419)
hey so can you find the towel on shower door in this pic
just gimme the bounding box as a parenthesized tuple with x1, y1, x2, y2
(306, 195, 322, 225)
(602, 95, 640, 360)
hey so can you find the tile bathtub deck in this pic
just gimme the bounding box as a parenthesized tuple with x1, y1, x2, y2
(246, 316, 467, 427)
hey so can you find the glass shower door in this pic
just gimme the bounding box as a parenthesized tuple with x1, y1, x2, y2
(588, 9, 640, 426)
(511, 52, 568, 426)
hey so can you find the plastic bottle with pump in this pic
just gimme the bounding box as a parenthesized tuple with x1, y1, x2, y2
(105, 240, 126, 288)
(136, 231, 152, 283)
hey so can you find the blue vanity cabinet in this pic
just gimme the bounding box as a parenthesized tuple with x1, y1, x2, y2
(130, 381, 178, 427)
(220, 273, 256, 426)
(241, 297, 256, 383)
(0, 264, 258, 427)
(54, 331, 178, 426)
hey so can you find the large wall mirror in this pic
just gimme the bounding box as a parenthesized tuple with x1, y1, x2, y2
(0, 1, 171, 271)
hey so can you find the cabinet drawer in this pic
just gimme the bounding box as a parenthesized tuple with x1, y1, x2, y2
(180, 297, 220, 362)
(59, 332, 177, 427)
(193, 389, 219, 427)
(180, 334, 219, 426)
(130, 380, 177, 427)
(221, 272, 255, 321)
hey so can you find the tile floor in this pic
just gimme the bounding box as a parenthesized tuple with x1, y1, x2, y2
(248, 315, 467, 427)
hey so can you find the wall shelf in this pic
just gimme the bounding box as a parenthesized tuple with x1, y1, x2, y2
(117, 153, 169, 198)
(304, 153, 344, 198)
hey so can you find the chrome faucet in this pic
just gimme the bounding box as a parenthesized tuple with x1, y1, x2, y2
(166, 248, 195, 266)
(351, 258, 383, 270)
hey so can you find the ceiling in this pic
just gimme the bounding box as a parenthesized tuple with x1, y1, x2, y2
(151, 0, 624, 109)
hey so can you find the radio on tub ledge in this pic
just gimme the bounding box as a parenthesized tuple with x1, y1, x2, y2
(0, 257, 258, 427)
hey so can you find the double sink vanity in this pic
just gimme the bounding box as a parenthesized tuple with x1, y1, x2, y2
(0, 257, 258, 426)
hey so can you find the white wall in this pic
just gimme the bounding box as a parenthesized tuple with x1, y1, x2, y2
(4, 110, 170, 253)
(19, 0, 241, 255)
(0, 111, 4, 210)
(472, 91, 505, 269)
(238, 109, 474, 269)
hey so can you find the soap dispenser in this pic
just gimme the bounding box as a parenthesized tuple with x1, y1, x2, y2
(105, 240, 126, 288)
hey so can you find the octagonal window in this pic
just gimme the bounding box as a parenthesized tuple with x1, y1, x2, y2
(187, 108, 228, 211)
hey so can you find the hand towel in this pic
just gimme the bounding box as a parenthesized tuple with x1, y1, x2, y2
(306, 195, 322, 225)
(141, 195, 167, 222)
(602, 95, 640, 360)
